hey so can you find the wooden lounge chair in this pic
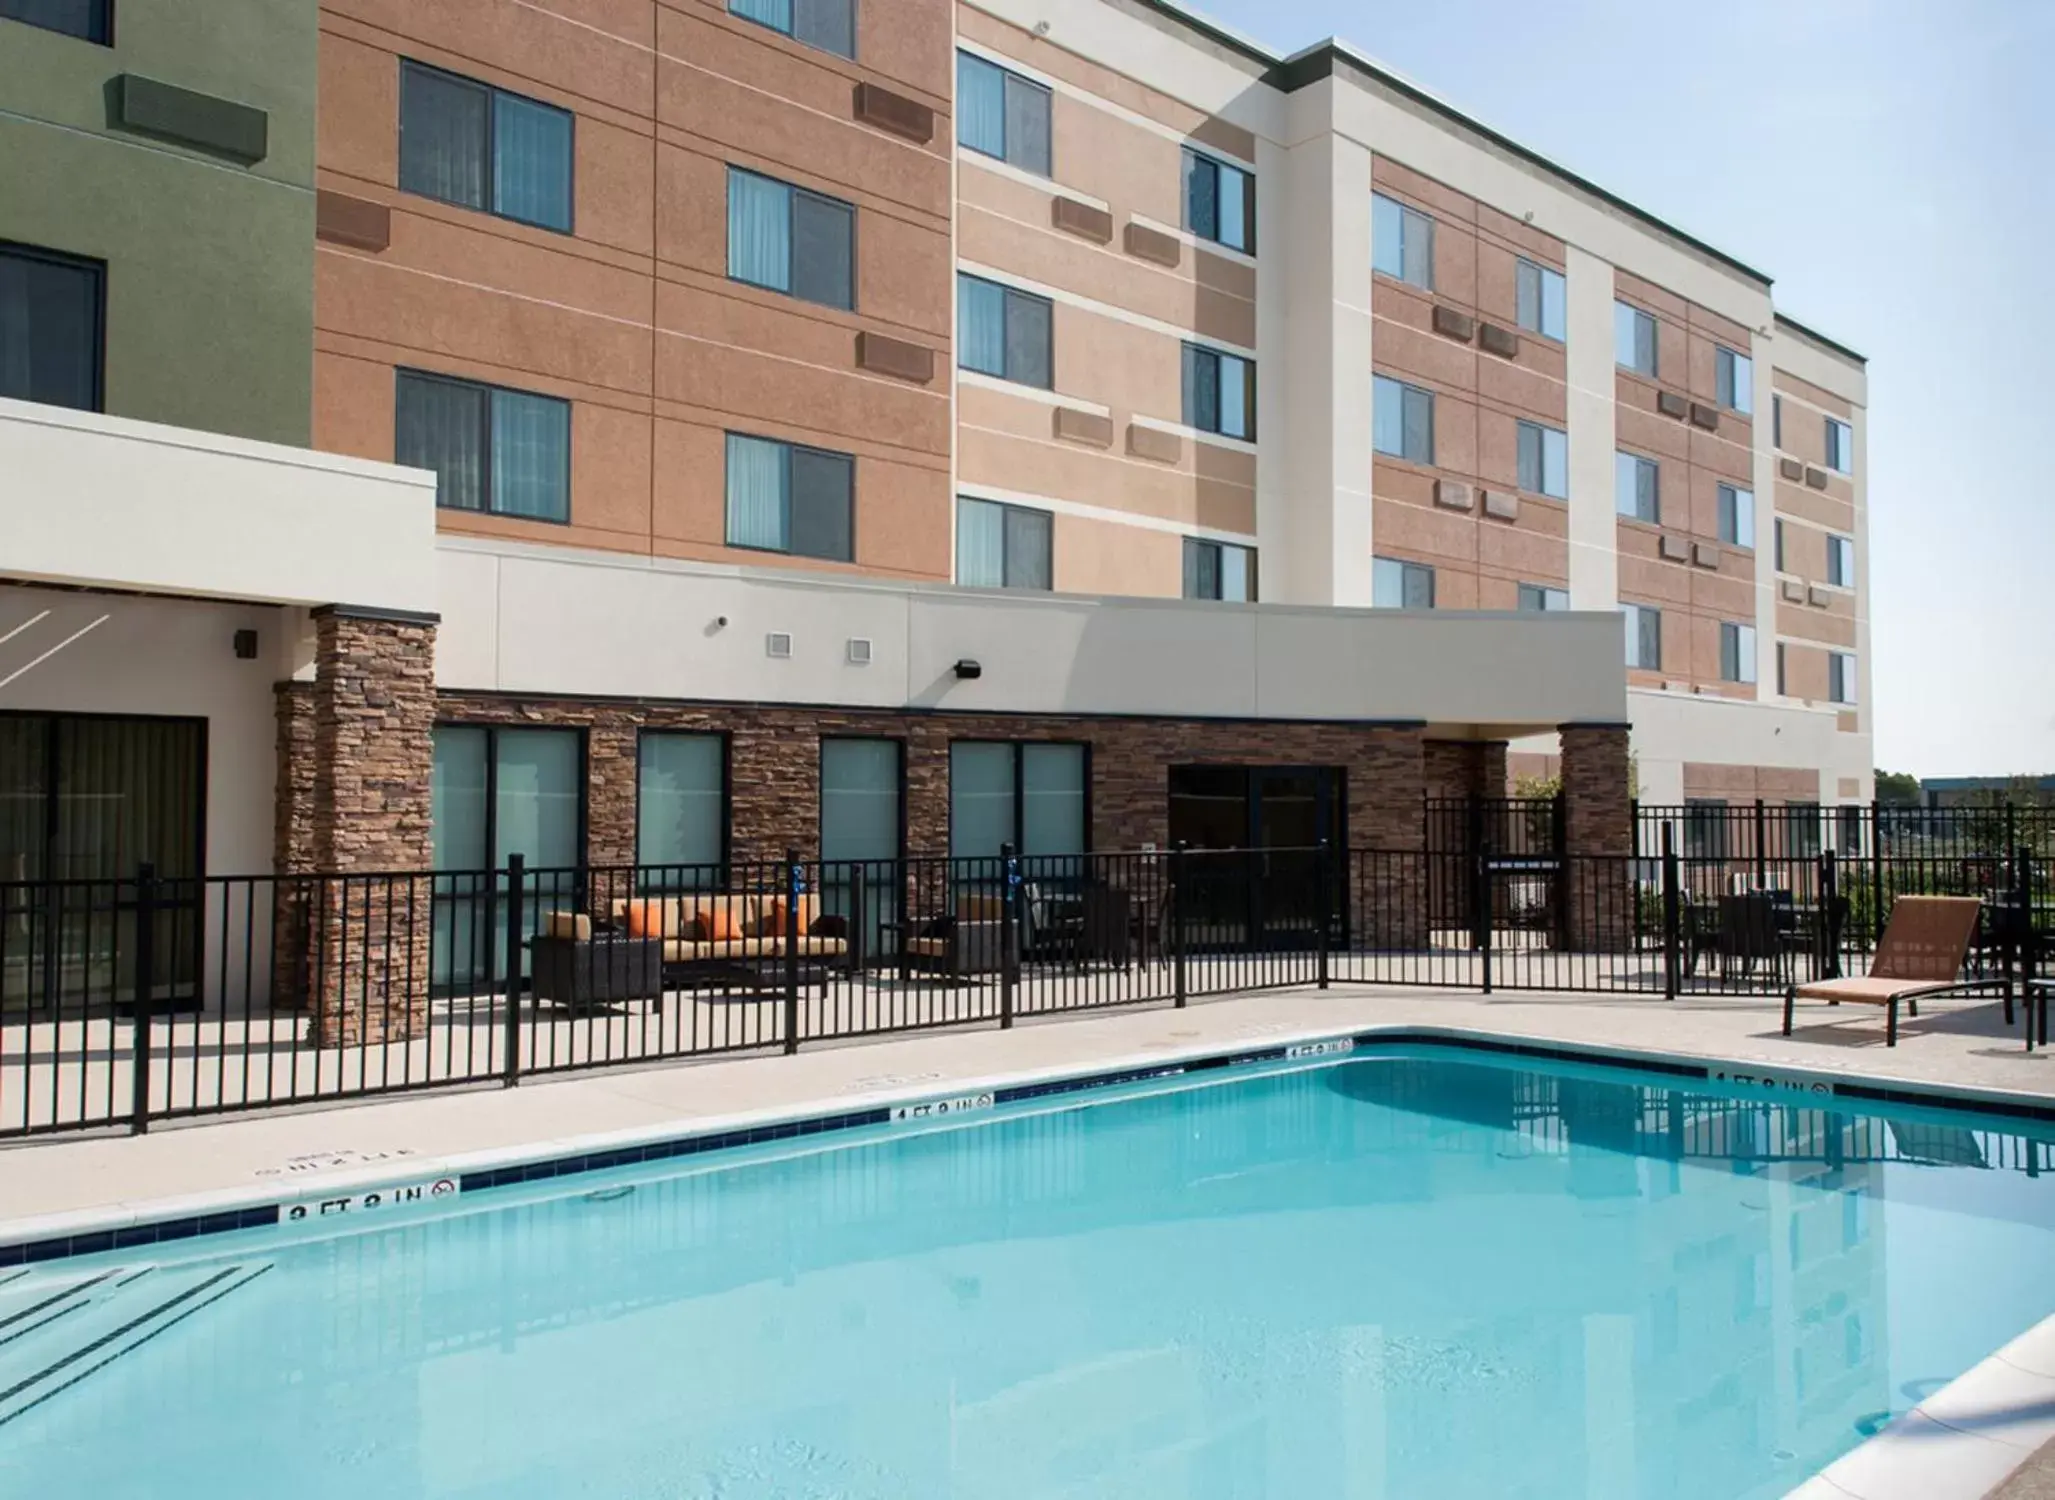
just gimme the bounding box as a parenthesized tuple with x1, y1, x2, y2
(1782, 895, 1984, 1046)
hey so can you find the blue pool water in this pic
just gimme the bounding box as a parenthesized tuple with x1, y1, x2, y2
(6, 1047, 2055, 1499)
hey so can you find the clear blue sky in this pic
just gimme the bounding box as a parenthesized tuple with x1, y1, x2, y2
(1194, 0, 2054, 778)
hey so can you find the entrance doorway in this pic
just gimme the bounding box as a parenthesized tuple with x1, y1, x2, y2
(1167, 765, 1344, 948)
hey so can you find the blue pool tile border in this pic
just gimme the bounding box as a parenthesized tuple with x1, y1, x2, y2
(0, 1207, 278, 1270)
(457, 1105, 893, 1193)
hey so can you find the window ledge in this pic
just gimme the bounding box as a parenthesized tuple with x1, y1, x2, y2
(1133, 414, 1255, 455)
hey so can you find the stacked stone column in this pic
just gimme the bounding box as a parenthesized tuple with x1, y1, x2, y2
(1559, 722, 1634, 952)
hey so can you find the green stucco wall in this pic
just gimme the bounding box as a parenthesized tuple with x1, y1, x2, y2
(0, 0, 315, 446)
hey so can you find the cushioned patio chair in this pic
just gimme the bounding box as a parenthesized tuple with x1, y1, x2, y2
(1781, 895, 1984, 1046)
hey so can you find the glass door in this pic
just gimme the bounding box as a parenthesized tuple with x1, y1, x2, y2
(1167, 765, 1344, 951)
(1250, 767, 1335, 950)
(820, 738, 901, 962)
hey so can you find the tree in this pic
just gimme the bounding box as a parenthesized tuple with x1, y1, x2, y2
(1873, 770, 1920, 805)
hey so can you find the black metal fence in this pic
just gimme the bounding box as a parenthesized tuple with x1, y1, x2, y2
(1, 835, 2045, 1139)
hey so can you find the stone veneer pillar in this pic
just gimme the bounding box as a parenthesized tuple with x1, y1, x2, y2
(271, 681, 318, 1010)
(1559, 722, 1634, 952)
(304, 607, 438, 1046)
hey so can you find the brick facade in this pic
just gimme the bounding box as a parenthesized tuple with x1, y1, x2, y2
(1560, 722, 1635, 950)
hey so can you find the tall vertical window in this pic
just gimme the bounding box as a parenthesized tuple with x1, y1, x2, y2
(1183, 148, 1252, 253)
(956, 273, 1051, 388)
(1773, 394, 1783, 448)
(0, 0, 110, 43)
(1515, 258, 1566, 340)
(729, 0, 854, 59)
(956, 496, 1051, 590)
(1785, 803, 1823, 859)
(1183, 343, 1255, 440)
(1683, 799, 1730, 861)
(1183, 539, 1256, 602)
(1825, 417, 1854, 474)
(1829, 652, 1857, 705)
(396, 370, 570, 522)
(0, 243, 102, 412)
(1518, 583, 1569, 612)
(725, 432, 854, 560)
(1720, 622, 1758, 684)
(1718, 483, 1755, 548)
(1614, 450, 1660, 523)
(1624, 604, 1662, 670)
(1373, 374, 1434, 464)
(637, 733, 726, 882)
(400, 62, 573, 233)
(1371, 192, 1434, 289)
(956, 51, 1050, 175)
(728, 168, 854, 311)
(1715, 345, 1754, 414)
(950, 742, 1086, 859)
(1827, 534, 1855, 587)
(1517, 420, 1568, 498)
(1372, 556, 1434, 610)
(1774, 519, 1786, 573)
(1776, 641, 1787, 695)
(1614, 301, 1658, 376)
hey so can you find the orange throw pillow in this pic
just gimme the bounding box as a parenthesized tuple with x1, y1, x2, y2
(623, 900, 664, 939)
(702, 904, 742, 943)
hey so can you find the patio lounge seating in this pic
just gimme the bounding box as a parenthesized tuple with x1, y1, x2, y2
(1781, 895, 1984, 1046)
(905, 894, 1015, 978)
(596, 892, 851, 986)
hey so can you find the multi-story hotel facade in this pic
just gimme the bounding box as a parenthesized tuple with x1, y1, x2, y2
(0, 0, 1864, 985)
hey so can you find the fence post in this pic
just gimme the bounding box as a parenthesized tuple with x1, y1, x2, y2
(1753, 799, 1768, 889)
(1661, 823, 1680, 1000)
(130, 863, 157, 1135)
(851, 863, 867, 973)
(1171, 840, 1188, 1009)
(1821, 847, 1841, 981)
(999, 843, 1018, 1029)
(502, 853, 524, 1087)
(1475, 845, 1493, 995)
(1870, 800, 1885, 948)
(783, 849, 802, 1055)
(1316, 838, 1331, 991)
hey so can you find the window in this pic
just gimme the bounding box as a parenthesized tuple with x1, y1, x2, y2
(950, 742, 1086, 859)
(0, 0, 108, 42)
(1825, 417, 1854, 474)
(637, 733, 726, 883)
(1183, 149, 1252, 253)
(1517, 420, 1568, 498)
(1371, 192, 1434, 289)
(725, 432, 854, 560)
(1614, 300, 1658, 376)
(1373, 374, 1434, 464)
(1515, 258, 1566, 340)
(957, 496, 1051, 590)
(0, 243, 102, 412)
(396, 370, 570, 522)
(1773, 394, 1782, 448)
(400, 61, 573, 233)
(1684, 799, 1729, 861)
(1614, 451, 1660, 523)
(1183, 343, 1255, 440)
(1774, 519, 1786, 573)
(1518, 583, 1569, 612)
(1827, 533, 1855, 587)
(1624, 603, 1661, 670)
(956, 51, 1050, 176)
(1776, 641, 1787, 695)
(729, 0, 854, 59)
(1829, 652, 1857, 705)
(728, 168, 854, 311)
(1785, 803, 1823, 859)
(1183, 539, 1256, 601)
(1715, 345, 1753, 414)
(1720, 622, 1757, 685)
(957, 273, 1051, 388)
(1373, 556, 1434, 610)
(1718, 483, 1754, 548)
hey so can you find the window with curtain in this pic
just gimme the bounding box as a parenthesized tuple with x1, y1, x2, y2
(949, 741, 1086, 860)
(1827, 534, 1855, 587)
(820, 739, 900, 864)
(1613, 301, 1657, 376)
(956, 51, 1050, 175)
(1718, 483, 1755, 548)
(1372, 556, 1434, 610)
(1715, 345, 1754, 414)
(1825, 417, 1854, 474)
(727, 167, 855, 310)
(1684, 799, 1729, 861)
(1829, 652, 1857, 705)
(636, 733, 725, 883)
(1371, 192, 1433, 289)
(949, 742, 1016, 860)
(1614, 450, 1659, 523)
(1516, 419, 1567, 497)
(1784, 804, 1823, 859)
(1720, 622, 1757, 684)
(1183, 148, 1252, 252)
(729, 0, 855, 59)
(1515, 258, 1565, 340)
(1518, 583, 1568, 612)
(1182, 343, 1254, 440)
(0, 0, 111, 42)
(956, 273, 1051, 387)
(956, 496, 1051, 589)
(1183, 539, 1255, 602)
(396, 370, 570, 521)
(1372, 374, 1434, 464)
(725, 432, 855, 560)
(400, 61, 572, 233)
(1624, 604, 1662, 671)
(0, 243, 102, 412)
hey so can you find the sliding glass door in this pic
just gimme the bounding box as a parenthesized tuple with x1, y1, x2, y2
(820, 738, 901, 958)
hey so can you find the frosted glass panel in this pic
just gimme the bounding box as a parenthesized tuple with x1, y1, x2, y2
(950, 743, 1015, 860)
(821, 740, 900, 864)
(1021, 744, 1085, 859)
(637, 734, 724, 878)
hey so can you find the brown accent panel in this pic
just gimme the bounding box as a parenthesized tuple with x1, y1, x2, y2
(1781, 579, 1805, 602)
(1838, 713, 1861, 734)
(1808, 584, 1830, 608)
(1483, 489, 1518, 521)
(1477, 323, 1518, 359)
(1431, 305, 1476, 342)
(1689, 402, 1719, 431)
(1127, 423, 1181, 463)
(1051, 195, 1115, 244)
(316, 189, 391, 252)
(1805, 466, 1829, 489)
(1779, 457, 1804, 481)
(1692, 542, 1720, 569)
(1052, 406, 1114, 448)
(1433, 479, 1474, 511)
(1839, 777, 1861, 798)
(113, 73, 269, 163)
(855, 331, 937, 384)
(1123, 221, 1182, 268)
(1659, 534, 1690, 562)
(852, 81, 935, 144)
(1656, 391, 1688, 419)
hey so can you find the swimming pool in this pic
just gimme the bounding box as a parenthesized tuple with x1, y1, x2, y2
(5, 1044, 2055, 1498)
